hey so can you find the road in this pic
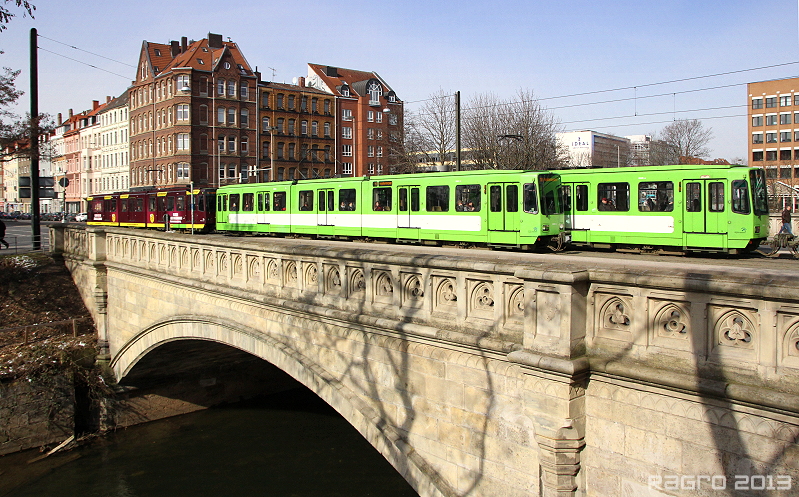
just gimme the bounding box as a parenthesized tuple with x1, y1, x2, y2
(0, 220, 80, 254)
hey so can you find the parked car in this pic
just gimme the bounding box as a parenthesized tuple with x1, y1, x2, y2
(74, 212, 88, 222)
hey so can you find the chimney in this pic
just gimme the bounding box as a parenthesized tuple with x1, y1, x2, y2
(93, 100, 100, 110)
(57, 113, 62, 126)
(181, 36, 187, 53)
(170, 40, 180, 57)
(106, 96, 112, 103)
(68, 109, 73, 118)
(298, 77, 305, 88)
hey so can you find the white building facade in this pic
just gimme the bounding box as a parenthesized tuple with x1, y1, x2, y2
(97, 94, 130, 194)
(557, 130, 630, 168)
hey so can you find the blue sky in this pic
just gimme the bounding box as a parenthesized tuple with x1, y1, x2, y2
(1, 0, 798, 161)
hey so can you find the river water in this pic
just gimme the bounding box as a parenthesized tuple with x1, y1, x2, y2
(0, 388, 418, 497)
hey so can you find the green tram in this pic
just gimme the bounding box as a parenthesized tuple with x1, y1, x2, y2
(558, 164, 770, 254)
(216, 169, 565, 250)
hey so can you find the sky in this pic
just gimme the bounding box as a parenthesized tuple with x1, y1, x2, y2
(1, 0, 798, 162)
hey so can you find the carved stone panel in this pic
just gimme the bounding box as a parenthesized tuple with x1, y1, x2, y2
(594, 294, 633, 342)
(247, 256, 261, 282)
(373, 270, 394, 304)
(284, 260, 298, 288)
(348, 267, 366, 299)
(432, 276, 458, 315)
(649, 299, 691, 350)
(709, 306, 758, 362)
(778, 312, 799, 369)
(303, 262, 319, 292)
(324, 265, 342, 295)
(266, 259, 280, 282)
(505, 284, 525, 326)
(401, 272, 425, 309)
(468, 280, 495, 320)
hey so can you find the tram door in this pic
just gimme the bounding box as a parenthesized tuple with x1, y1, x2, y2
(317, 189, 335, 236)
(683, 179, 726, 244)
(397, 186, 420, 240)
(487, 183, 520, 243)
(562, 183, 589, 231)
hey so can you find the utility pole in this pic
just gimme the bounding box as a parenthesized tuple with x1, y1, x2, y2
(455, 91, 461, 172)
(30, 28, 41, 250)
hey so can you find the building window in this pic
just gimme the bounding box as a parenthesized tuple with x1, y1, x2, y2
(367, 128, 374, 139)
(177, 162, 190, 179)
(752, 115, 763, 127)
(341, 86, 350, 97)
(376, 112, 383, 123)
(794, 130, 799, 142)
(752, 98, 763, 109)
(288, 95, 295, 110)
(262, 117, 270, 132)
(261, 91, 270, 108)
(277, 142, 284, 159)
(262, 140, 270, 158)
(752, 133, 763, 144)
(301, 96, 307, 112)
(342, 162, 352, 175)
(342, 144, 353, 157)
(781, 113, 792, 125)
(218, 136, 225, 152)
(301, 120, 308, 135)
(288, 119, 295, 135)
(377, 130, 383, 140)
(781, 131, 792, 142)
(199, 105, 208, 124)
(276, 94, 284, 109)
(766, 115, 777, 126)
(218, 107, 225, 124)
(324, 122, 331, 137)
(277, 118, 284, 134)
(324, 100, 331, 114)
(377, 146, 383, 157)
(766, 150, 778, 161)
(228, 164, 236, 178)
(766, 97, 777, 108)
(766, 132, 778, 143)
(311, 98, 318, 113)
(342, 109, 352, 121)
(367, 110, 374, 122)
(342, 127, 352, 139)
(218, 79, 225, 96)
(288, 143, 295, 160)
(241, 137, 248, 153)
(227, 80, 236, 97)
(177, 133, 190, 150)
(368, 145, 374, 157)
(240, 84, 248, 99)
(781, 150, 792, 161)
(228, 108, 236, 126)
(177, 104, 190, 121)
(752, 150, 763, 161)
(241, 109, 249, 128)
(311, 121, 318, 137)
(781, 95, 791, 107)
(177, 75, 190, 91)
(368, 82, 381, 105)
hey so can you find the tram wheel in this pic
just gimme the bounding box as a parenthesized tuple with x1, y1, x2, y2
(758, 239, 782, 257)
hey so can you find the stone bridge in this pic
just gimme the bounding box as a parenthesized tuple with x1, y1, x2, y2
(52, 225, 799, 497)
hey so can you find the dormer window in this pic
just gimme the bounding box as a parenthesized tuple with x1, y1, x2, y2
(154, 49, 161, 56)
(341, 85, 350, 97)
(368, 82, 381, 105)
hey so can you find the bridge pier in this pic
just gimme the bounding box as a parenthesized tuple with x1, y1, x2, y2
(54, 225, 799, 497)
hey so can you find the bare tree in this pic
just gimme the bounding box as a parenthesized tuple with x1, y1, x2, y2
(407, 89, 456, 171)
(0, 0, 35, 32)
(658, 119, 713, 164)
(463, 89, 566, 170)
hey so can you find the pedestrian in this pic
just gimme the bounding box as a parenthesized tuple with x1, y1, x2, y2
(779, 207, 793, 236)
(0, 218, 8, 249)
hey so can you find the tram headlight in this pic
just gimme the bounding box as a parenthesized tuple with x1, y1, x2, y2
(542, 224, 550, 232)
(755, 226, 760, 234)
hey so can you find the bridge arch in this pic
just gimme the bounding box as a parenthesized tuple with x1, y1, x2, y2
(111, 315, 448, 497)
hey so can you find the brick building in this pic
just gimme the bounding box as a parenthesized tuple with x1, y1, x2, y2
(257, 80, 336, 182)
(748, 77, 799, 206)
(306, 64, 403, 177)
(129, 33, 257, 190)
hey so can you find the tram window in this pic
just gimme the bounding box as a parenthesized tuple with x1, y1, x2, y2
(576, 185, 588, 211)
(150, 197, 157, 212)
(373, 187, 392, 211)
(638, 182, 673, 212)
(597, 182, 629, 211)
(157, 197, 166, 211)
(327, 191, 335, 211)
(506, 185, 519, 212)
(709, 182, 724, 212)
(135, 198, 144, 212)
(399, 189, 408, 212)
(426, 185, 449, 212)
(523, 183, 538, 214)
(538, 173, 562, 214)
(121, 199, 128, 213)
(105, 199, 114, 212)
(166, 196, 175, 211)
(318, 191, 326, 212)
(490, 185, 502, 212)
(176, 196, 185, 211)
(197, 195, 204, 212)
(243, 193, 254, 211)
(298, 190, 313, 211)
(686, 183, 701, 212)
(273, 191, 287, 211)
(410, 188, 420, 212)
(455, 184, 481, 212)
(229, 193, 240, 211)
(217, 195, 223, 212)
(339, 189, 356, 211)
(750, 169, 769, 215)
(257, 193, 263, 211)
(731, 180, 750, 214)
(560, 186, 571, 212)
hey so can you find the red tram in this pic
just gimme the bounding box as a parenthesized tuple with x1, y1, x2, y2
(86, 188, 216, 232)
